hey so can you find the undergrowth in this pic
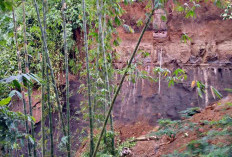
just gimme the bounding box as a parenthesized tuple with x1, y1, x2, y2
(81, 131, 136, 157)
(159, 107, 232, 157)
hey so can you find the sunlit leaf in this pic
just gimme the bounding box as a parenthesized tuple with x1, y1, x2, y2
(0, 97, 11, 106)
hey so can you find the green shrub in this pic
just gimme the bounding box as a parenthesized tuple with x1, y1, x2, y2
(179, 107, 201, 118)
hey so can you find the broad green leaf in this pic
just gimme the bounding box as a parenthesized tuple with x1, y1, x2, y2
(0, 97, 11, 106)
(9, 90, 22, 99)
(13, 80, 21, 92)
(28, 73, 41, 84)
(210, 86, 223, 99)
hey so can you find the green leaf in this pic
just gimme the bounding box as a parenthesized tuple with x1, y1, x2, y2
(28, 73, 41, 84)
(197, 87, 203, 98)
(210, 86, 223, 99)
(161, 15, 167, 22)
(0, 75, 22, 83)
(0, 97, 11, 106)
(185, 10, 196, 18)
(181, 33, 191, 43)
(12, 80, 21, 92)
(113, 39, 119, 46)
(28, 136, 35, 145)
(176, 5, 184, 12)
(114, 16, 121, 26)
(225, 88, 232, 92)
(9, 90, 22, 99)
(168, 79, 174, 87)
(28, 116, 36, 123)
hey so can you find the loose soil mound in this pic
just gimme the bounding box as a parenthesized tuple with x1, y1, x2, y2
(130, 95, 232, 156)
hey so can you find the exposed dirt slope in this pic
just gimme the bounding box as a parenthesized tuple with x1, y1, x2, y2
(128, 95, 232, 156)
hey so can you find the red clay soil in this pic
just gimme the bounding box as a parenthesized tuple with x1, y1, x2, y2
(114, 121, 154, 142)
(130, 95, 232, 157)
(75, 121, 153, 157)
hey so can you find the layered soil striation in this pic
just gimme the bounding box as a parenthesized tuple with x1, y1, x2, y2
(113, 1, 232, 124)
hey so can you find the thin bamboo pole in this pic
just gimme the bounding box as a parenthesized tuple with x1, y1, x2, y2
(82, 0, 94, 155)
(92, 7, 156, 157)
(61, 0, 71, 156)
(12, 8, 31, 157)
(33, 0, 67, 139)
(96, 0, 115, 154)
(102, 6, 115, 155)
(46, 60, 54, 157)
(22, 1, 36, 156)
(96, 0, 106, 145)
(41, 0, 47, 156)
(41, 51, 46, 157)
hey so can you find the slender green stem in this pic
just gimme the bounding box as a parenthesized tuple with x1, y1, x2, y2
(22, 1, 36, 156)
(12, 8, 31, 157)
(102, 2, 115, 154)
(92, 7, 155, 157)
(46, 61, 54, 157)
(82, 0, 94, 155)
(61, 0, 71, 156)
(33, 0, 67, 139)
(96, 0, 115, 150)
(41, 51, 46, 157)
(41, 0, 48, 156)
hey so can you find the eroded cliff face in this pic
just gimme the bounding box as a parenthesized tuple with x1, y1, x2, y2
(112, 1, 232, 124)
(11, 0, 232, 134)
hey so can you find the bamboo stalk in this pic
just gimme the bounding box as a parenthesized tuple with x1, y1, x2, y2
(41, 50, 46, 157)
(96, 0, 115, 153)
(61, 0, 71, 156)
(102, 5, 115, 155)
(96, 0, 106, 145)
(46, 60, 54, 157)
(22, 1, 36, 156)
(41, 0, 48, 156)
(12, 8, 31, 157)
(82, 0, 94, 155)
(33, 0, 67, 139)
(92, 7, 156, 157)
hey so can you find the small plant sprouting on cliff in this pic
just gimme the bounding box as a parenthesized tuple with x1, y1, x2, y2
(153, 68, 187, 87)
(136, 18, 144, 27)
(181, 33, 191, 43)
